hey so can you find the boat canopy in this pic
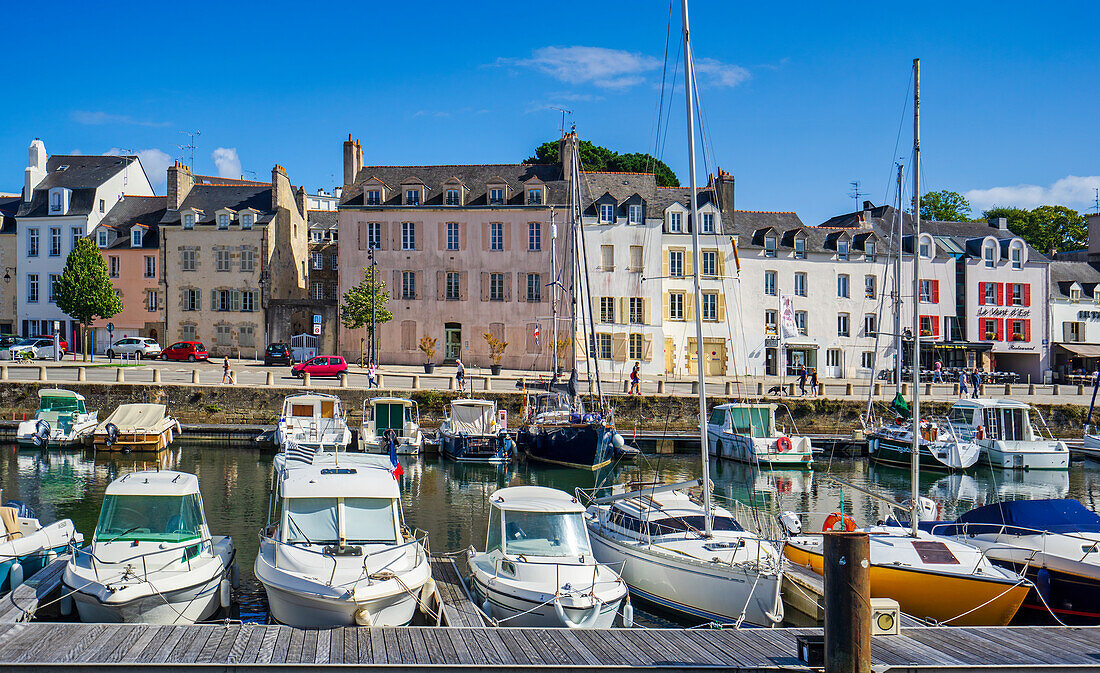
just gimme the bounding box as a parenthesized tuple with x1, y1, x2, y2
(957, 499, 1100, 535)
(100, 404, 169, 433)
(370, 398, 414, 430)
(490, 486, 585, 513)
(37, 389, 87, 414)
(107, 470, 200, 497)
(710, 404, 773, 438)
(281, 465, 400, 500)
(449, 399, 496, 435)
(284, 394, 340, 418)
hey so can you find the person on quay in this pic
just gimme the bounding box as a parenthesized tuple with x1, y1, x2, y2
(628, 362, 641, 395)
(798, 365, 807, 396)
(934, 359, 944, 383)
(810, 368, 819, 396)
(367, 361, 378, 389)
(456, 359, 466, 393)
(959, 369, 969, 397)
(221, 356, 232, 384)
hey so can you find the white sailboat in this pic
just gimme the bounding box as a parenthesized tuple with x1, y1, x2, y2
(581, 1, 786, 627)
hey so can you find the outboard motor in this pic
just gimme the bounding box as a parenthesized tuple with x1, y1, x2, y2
(33, 419, 50, 448)
(104, 422, 120, 447)
(779, 511, 803, 537)
(3, 500, 33, 519)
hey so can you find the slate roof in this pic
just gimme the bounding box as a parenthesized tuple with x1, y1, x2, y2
(342, 163, 566, 207)
(307, 210, 337, 228)
(1050, 260, 1100, 299)
(95, 196, 166, 250)
(16, 155, 139, 218)
(161, 184, 275, 226)
(0, 196, 19, 234)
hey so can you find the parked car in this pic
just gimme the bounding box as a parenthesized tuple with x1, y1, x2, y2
(32, 335, 68, 355)
(161, 341, 209, 362)
(107, 337, 162, 359)
(6, 338, 61, 360)
(291, 355, 348, 378)
(264, 343, 294, 366)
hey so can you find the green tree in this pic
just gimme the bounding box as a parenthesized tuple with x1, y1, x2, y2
(55, 237, 122, 361)
(920, 190, 972, 222)
(984, 205, 1086, 254)
(339, 265, 392, 361)
(525, 139, 680, 187)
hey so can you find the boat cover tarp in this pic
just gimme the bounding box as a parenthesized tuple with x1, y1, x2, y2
(99, 404, 171, 433)
(450, 402, 494, 435)
(955, 499, 1100, 535)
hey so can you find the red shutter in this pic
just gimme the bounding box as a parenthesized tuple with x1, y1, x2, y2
(978, 282, 986, 306)
(997, 318, 1005, 341)
(1023, 284, 1031, 307)
(996, 283, 1004, 306)
(1024, 320, 1031, 342)
(932, 315, 940, 338)
(931, 279, 940, 303)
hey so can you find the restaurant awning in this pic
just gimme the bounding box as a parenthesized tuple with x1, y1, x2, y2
(1056, 343, 1100, 358)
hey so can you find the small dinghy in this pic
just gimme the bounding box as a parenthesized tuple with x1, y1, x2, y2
(468, 486, 630, 628)
(16, 389, 98, 448)
(255, 462, 432, 627)
(64, 470, 237, 623)
(0, 501, 82, 592)
(93, 404, 181, 452)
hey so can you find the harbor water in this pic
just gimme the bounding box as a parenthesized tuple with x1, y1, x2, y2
(1, 441, 1098, 626)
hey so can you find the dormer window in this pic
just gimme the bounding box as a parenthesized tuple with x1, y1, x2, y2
(405, 189, 420, 206)
(764, 235, 777, 258)
(919, 241, 930, 258)
(241, 213, 254, 230)
(865, 241, 876, 263)
(701, 212, 715, 234)
(183, 213, 194, 229)
(600, 204, 615, 224)
(527, 188, 543, 205)
(668, 212, 682, 232)
(131, 228, 143, 247)
(983, 245, 995, 268)
(629, 204, 643, 225)
(48, 187, 71, 215)
(489, 188, 505, 205)
(1010, 244, 1023, 270)
(1070, 287, 1082, 301)
(366, 190, 381, 206)
(838, 240, 849, 261)
(794, 238, 805, 259)
(50, 192, 61, 212)
(445, 189, 460, 206)
(97, 230, 109, 248)
(218, 214, 230, 229)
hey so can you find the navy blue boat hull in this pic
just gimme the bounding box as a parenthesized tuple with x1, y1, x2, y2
(518, 423, 614, 470)
(439, 433, 511, 463)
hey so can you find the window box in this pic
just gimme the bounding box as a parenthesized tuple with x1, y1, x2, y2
(920, 330, 932, 337)
(985, 332, 996, 340)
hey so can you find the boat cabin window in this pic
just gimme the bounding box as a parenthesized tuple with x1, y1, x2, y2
(291, 404, 315, 418)
(95, 494, 204, 543)
(502, 510, 591, 557)
(727, 407, 771, 438)
(40, 395, 86, 415)
(375, 404, 407, 431)
(284, 497, 397, 546)
(649, 515, 743, 536)
(948, 406, 974, 426)
(609, 506, 648, 535)
(996, 408, 1029, 441)
(708, 408, 726, 427)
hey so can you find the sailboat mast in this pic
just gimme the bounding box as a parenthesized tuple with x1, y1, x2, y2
(894, 164, 903, 398)
(550, 207, 558, 376)
(910, 57, 921, 537)
(681, 0, 712, 537)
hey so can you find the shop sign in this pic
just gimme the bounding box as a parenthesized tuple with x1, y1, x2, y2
(977, 306, 1030, 318)
(1078, 310, 1100, 321)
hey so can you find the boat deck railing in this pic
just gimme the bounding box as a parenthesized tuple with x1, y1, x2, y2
(261, 528, 429, 588)
(485, 553, 627, 596)
(74, 535, 215, 581)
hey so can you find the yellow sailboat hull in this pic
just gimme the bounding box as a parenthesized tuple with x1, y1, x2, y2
(784, 543, 1028, 626)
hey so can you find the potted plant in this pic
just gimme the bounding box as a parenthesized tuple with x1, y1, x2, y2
(920, 329, 932, 337)
(418, 335, 437, 373)
(483, 332, 508, 376)
(1012, 333, 1024, 342)
(986, 331, 996, 340)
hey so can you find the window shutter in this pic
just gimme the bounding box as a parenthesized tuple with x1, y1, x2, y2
(460, 271, 468, 300)
(978, 282, 986, 306)
(1024, 284, 1031, 306)
(664, 337, 674, 373)
(996, 318, 1004, 341)
(717, 293, 726, 321)
(931, 280, 939, 303)
(685, 293, 695, 321)
(517, 275, 527, 302)
(480, 272, 489, 301)
(436, 271, 445, 300)
(481, 222, 489, 251)
(231, 290, 241, 311)
(980, 318, 987, 339)
(996, 283, 1004, 306)
(378, 222, 389, 250)
(932, 315, 940, 338)
(1024, 320, 1031, 342)
(1064, 321, 1073, 341)
(611, 333, 627, 362)
(358, 222, 369, 250)
(643, 334, 653, 361)
(684, 249, 693, 277)
(717, 254, 726, 277)
(643, 299, 651, 325)
(504, 273, 512, 301)
(663, 293, 671, 320)
(210, 290, 217, 311)
(392, 225, 401, 250)
(437, 222, 445, 250)
(617, 297, 627, 324)
(393, 270, 401, 297)
(662, 250, 670, 277)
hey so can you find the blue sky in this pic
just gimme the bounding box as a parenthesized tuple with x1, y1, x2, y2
(2, 0, 1097, 225)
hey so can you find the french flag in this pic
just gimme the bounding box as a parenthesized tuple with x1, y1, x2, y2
(388, 437, 404, 479)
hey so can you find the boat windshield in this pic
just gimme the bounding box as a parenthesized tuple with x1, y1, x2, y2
(727, 407, 771, 438)
(502, 511, 592, 557)
(40, 395, 86, 415)
(284, 497, 397, 546)
(95, 494, 204, 543)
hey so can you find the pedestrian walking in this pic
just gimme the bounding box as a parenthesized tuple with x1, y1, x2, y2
(367, 361, 378, 389)
(959, 369, 969, 397)
(810, 368, 819, 396)
(456, 359, 466, 393)
(798, 364, 807, 396)
(221, 356, 232, 384)
(934, 359, 944, 383)
(628, 362, 641, 395)
(971, 368, 982, 399)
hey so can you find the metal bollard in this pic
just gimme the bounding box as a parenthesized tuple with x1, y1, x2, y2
(192, 370, 200, 384)
(448, 377, 455, 390)
(1028, 383, 1035, 395)
(116, 368, 125, 383)
(303, 372, 311, 387)
(377, 374, 384, 388)
(153, 368, 161, 383)
(624, 380, 630, 393)
(78, 367, 86, 382)
(1004, 383, 1011, 395)
(873, 383, 880, 396)
(789, 382, 796, 396)
(484, 376, 492, 391)
(656, 380, 665, 394)
(725, 381, 733, 396)
(691, 381, 699, 394)
(925, 383, 932, 396)
(39, 366, 47, 381)
(1052, 384, 1059, 395)
(901, 383, 908, 396)
(411, 375, 420, 390)
(953, 383, 959, 395)
(846, 383, 853, 396)
(266, 372, 275, 386)
(1079, 384, 1086, 396)
(340, 373, 348, 388)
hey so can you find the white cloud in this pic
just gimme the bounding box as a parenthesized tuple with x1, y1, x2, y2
(503, 46, 661, 89)
(211, 147, 242, 179)
(694, 57, 751, 88)
(104, 148, 173, 187)
(72, 110, 170, 127)
(965, 175, 1100, 212)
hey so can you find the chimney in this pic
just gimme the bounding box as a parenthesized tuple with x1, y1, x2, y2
(862, 200, 874, 211)
(295, 186, 307, 218)
(166, 161, 193, 211)
(714, 167, 735, 214)
(988, 217, 1008, 231)
(1088, 213, 1100, 262)
(559, 132, 577, 182)
(24, 138, 46, 202)
(343, 134, 363, 187)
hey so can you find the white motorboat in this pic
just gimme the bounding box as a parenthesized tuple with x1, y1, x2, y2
(64, 470, 237, 624)
(255, 463, 431, 627)
(359, 397, 423, 455)
(707, 403, 813, 468)
(582, 481, 784, 626)
(467, 486, 630, 628)
(93, 404, 181, 452)
(947, 399, 1068, 470)
(0, 500, 82, 593)
(275, 393, 352, 454)
(16, 389, 98, 448)
(1080, 432, 1100, 461)
(868, 415, 981, 470)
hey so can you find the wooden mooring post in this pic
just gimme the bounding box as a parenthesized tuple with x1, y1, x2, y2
(824, 531, 870, 673)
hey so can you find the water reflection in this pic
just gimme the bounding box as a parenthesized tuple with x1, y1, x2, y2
(1, 442, 1098, 626)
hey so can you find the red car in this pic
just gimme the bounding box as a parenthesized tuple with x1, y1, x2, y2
(33, 335, 69, 354)
(161, 341, 209, 362)
(292, 355, 348, 378)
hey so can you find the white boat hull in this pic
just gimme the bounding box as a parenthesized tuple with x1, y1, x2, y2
(263, 579, 421, 628)
(982, 440, 1069, 470)
(586, 528, 781, 626)
(470, 573, 622, 628)
(708, 429, 812, 467)
(70, 573, 224, 624)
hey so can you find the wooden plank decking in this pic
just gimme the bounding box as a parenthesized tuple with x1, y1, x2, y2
(0, 554, 69, 623)
(429, 555, 485, 627)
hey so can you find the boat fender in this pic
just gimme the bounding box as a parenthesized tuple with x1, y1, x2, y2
(8, 562, 22, 590)
(1035, 567, 1052, 605)
(553, 596, 603, 629)
(481, 598, 492, 617)
(822, 512, 857, 532)
(418, 578, 437, 614)
(104, 422, 119, 447)
(230, 562, 241, 589)
(219, 579, 231, 609)
(612, 433, 625, 450)
(45, 549, 57, 565)
(60, 595, 73, 616)
(354, 606, 373, 626)
(776, 437, 793, 453)
(621, 597, 634, 628)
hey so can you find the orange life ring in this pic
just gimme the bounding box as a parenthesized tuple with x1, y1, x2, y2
(776, 437, 793, 453)
(822, 512, 857, 532)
